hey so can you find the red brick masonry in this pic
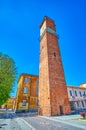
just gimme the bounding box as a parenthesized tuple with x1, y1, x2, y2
(39, 16, 71, 116)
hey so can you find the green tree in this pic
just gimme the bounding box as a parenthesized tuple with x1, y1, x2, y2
(0, 52, 17, 106)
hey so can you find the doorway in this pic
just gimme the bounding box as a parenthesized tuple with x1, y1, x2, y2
(59, 105, 63, 115)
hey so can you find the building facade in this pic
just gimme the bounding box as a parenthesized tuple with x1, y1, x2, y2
(1, 96, 16, 110)
(39, 16, 71, 116)
(67, 85, 86, 113)
(15, 74, 86, 114)
(15, 74, 39, 112)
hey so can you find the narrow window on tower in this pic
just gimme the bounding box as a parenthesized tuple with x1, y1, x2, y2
(54, 52, 56, 58)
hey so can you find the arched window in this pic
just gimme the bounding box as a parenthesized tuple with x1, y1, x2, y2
(75, 91, 77, 96)
(24, 86, 28, 94)
(24, 78, 29, 83)
(79, 91, 82, 97)
(36, 79, 39, 84)
(36, 87, 38, 94)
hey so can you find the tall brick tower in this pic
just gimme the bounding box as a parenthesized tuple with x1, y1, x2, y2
(39, 16, 71, 116)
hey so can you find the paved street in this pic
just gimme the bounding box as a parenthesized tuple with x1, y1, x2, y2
(0, 118, 21, 130)
(0, 117, 34, 130)
(23, 115, 86, 130)
(0, 113, 86, 130)
(0, 112, 34, 130)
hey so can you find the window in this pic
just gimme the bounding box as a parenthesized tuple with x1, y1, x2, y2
(22, 100, 26, 106)
(79, 91, 82, 97)
(75, 91, 77, 96)
(77, 101, 79, 107)
(24, 86, 28, 94)
(70, 101, 75, 111)
(54, 52, 56, 57)
(82, 101, 84, 107)
(83, 91, 86, 97)
(70, 90, 72, 96)
(24, 77, 29, 82)
(36, 88, 38, 94)
(36, 80, 39, 84)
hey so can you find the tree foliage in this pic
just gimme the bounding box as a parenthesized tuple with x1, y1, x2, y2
(0, 52, 17, 106)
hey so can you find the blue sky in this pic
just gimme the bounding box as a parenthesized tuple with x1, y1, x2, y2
(0, 0, 86, 96)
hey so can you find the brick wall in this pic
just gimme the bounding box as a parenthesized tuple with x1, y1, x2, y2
(39, 16, 71, 116)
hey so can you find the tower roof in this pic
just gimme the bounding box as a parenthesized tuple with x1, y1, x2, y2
(40, 16, 55, 28)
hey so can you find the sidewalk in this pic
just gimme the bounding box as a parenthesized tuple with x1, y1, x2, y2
(40, 115, 86, 130)
(52, 114, 81, 120)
